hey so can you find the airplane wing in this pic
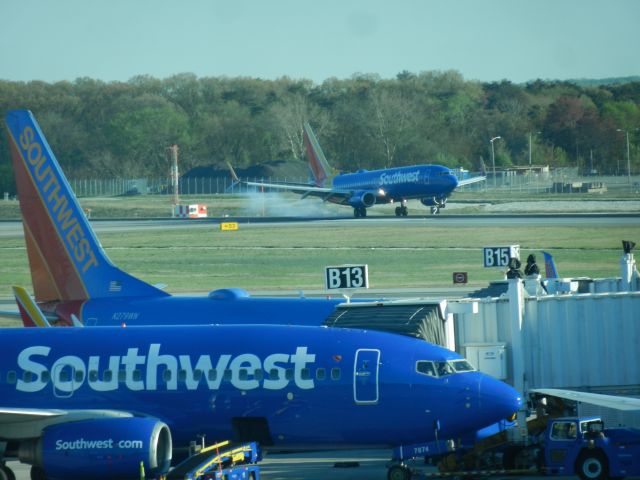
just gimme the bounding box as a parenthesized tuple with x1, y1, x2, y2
(0, 407, 66, 422)
(0, 408, 135, 439)
(531, 388, 640, 411)
(227, 164, 366, 205)
(239, 179, 356, 203)
(457, 175, 486, 187)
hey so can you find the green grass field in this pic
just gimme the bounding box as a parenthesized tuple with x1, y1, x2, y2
(0, 221, 636, 294)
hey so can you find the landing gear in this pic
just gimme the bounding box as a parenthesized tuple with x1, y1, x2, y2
(394, 206, 408, 217)
(430, 206, 439, 215)
(353, 207, 367, 218)
(0, 464, 16, 480)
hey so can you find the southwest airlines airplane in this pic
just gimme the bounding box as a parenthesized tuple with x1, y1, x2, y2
(5, 110, 349, 328)
(230, 122, 486, 217)
(0, 324, 522, 480)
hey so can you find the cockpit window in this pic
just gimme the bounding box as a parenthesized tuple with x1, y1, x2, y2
(416, 361, 437, 377)
(435, 361, 455, 377)
(416, 360, 476, 378)
(451, 360, 476, 372)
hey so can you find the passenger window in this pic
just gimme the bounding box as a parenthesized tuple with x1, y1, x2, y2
(74, 370, 84, 383)
(269, 368, 279, 380)
(416, 361, 437, 377)
(162, 369, 172, 382)
(7, 371, 16, 384)
(89, 370, 99, 382)
(193, 369, 203, 381)
(59, 370, 71, 382)
(285, 369, 294, 381)
(223, 369, 232, 381)
(331, 368, 341, 381)
(133, 369, 143, 382)
(41, 371, 50, 383)
(316, 368, 326, 380)
(301, 368, 311, 380)
(178, 370, 187, 382)
(118, 370, 126, 383)
(103, 370, 113, 382)
(254, 369, 264, 381)
(208, 370, 217, 381)
(22, 371, 35, 383)
(239, 369, 249, 381)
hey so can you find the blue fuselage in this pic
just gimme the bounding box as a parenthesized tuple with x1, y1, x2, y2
(332, 164, 459, 204)
(74, 293, 344, 327)
(1, 325, 521, 450)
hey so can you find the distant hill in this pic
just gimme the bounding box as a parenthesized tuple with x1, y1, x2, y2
(565, 76, 640, 86)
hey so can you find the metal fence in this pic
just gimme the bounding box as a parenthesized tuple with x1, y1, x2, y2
(68, 176, 307, 197)
(67, 171, 640, 198)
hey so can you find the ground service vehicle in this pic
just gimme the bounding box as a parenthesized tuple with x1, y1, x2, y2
(390, 416, 640, 480)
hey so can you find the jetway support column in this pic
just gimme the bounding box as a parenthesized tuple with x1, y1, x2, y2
(621, 252, 638, 292)
(507, 279, 528, 442)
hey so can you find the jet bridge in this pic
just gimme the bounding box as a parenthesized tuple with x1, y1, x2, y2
(322, 299, 449, 347)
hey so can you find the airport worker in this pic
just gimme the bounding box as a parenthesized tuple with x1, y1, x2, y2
(524, 254, 540, 276)
(506, 257, 523, 279)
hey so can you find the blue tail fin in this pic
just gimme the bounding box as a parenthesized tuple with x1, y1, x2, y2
(542, 251, 559, 279)
(5, 110, 168, 302)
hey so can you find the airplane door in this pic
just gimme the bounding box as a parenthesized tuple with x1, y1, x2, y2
(52, 363, 78, 398)
(353, 349, 380, 405)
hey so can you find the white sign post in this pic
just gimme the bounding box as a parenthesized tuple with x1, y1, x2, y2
(324, 265, 369, 302)
(483, 245, 520, 268)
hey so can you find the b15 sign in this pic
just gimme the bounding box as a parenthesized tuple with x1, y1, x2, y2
(483, 245, 520, 268)
(325, 265, 369, 290)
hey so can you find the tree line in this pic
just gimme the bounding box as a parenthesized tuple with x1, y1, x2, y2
(1, 71, 639, 194)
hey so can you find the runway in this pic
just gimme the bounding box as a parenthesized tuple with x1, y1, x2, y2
(1, 212, 638, 237)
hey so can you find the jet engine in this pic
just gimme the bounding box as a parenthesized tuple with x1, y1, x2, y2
(420, 196, 447, 208)
(18, 417, 172, 480)
(348, 191, 376, 208)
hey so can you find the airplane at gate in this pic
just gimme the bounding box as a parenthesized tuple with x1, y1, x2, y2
(229, 122, 486, 217)
(4, 110, 348, 327)
(0, 324, 522, 480)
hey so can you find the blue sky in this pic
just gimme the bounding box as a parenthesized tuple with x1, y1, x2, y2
(1, 0, 638, 84)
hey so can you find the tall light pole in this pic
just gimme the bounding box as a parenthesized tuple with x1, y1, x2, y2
(528, 131, 541, 170)
(490, 136, 501, 187)
(617, 128, 636, 186)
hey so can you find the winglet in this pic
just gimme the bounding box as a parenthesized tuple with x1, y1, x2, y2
(226, 161, 240, 182)
(12, 286, 51, 327)
(542, 251, 559, 279)
(5, 110, 168, 302)
(303, 123, 331, 187)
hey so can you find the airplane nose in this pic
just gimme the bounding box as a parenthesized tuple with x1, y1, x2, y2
(479, 376, 522, 422)
(449, 174, 459, 189)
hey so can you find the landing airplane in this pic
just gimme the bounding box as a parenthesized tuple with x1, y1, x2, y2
(229, 122, 486, 217)
(0, 323, 522, 480)
(4, 110, 348, 327)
